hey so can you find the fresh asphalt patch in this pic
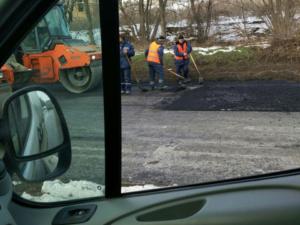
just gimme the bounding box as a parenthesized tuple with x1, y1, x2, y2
(160, 80, 300, 112)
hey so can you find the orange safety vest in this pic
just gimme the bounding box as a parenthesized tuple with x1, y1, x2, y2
(147, 42, 161, 64)
(175, 42, 189, 60)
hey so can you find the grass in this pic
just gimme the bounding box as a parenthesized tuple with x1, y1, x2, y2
(130, 46, 300, 82)
(131, 47, 256, 80)
(197, 47, 256, 68)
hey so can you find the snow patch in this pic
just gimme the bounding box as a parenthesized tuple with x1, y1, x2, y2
(70, 29, 101, 46)
(122, 185, 161, 193)
(22, 180, 105, 202)
(194, 46, 240, 55)
(245, 42, 271, 49)
(168, 19, 189, 28)
(132, 42, 270, 57)
(20, 180, 161, 202)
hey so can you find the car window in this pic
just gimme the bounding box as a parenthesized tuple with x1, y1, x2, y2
(36, 19, 51, 49)
(120, 0, 300, 193)
(1, 0, 105, 203)
(21, 31, 39, 52)
(44, 5, 70, 37)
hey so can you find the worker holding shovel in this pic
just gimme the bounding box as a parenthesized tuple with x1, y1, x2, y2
(173, 35, 193, 85)
(120, 34, 135, 95)
(145, 35, 168, 90)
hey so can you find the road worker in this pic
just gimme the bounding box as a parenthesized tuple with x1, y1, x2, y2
(120, 34, 135, 95)
(145, 35, 167, 90)
(173, 34, 192, 84)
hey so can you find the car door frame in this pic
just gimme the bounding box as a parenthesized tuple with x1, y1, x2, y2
(3, 0, 300, 214)
(99, 0, 122, 199)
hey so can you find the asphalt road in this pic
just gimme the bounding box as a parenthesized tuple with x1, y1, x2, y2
(40, 80, 300, 188)
(122, 81, 300, 187)
(46, 84, 106, 185)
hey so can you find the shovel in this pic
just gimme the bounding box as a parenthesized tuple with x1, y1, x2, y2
(166, 68, 185, 80)
(165, 68, 187, 91)
(190, 54, 204, 85)
(125, 54, 148, 92)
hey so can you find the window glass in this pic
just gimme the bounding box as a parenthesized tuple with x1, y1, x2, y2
(21, 31, 39, 51)
(44, 5, 70, 37)
(0, 0, 105, 202)
(36, 19, 51, 49)
(120, 0, 300, 192)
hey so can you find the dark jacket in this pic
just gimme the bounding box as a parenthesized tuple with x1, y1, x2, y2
(145, 42, 164, 65)
(173, 41, 192, 63)
(120, 41, 135, 69)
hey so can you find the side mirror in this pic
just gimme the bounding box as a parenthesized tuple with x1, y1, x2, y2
(0, 86, 71, 182)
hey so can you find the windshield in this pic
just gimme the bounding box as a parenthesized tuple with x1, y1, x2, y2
(21, 19, 51, 51)
(44, 6, 70, 37)
(21, 31, 39, 51)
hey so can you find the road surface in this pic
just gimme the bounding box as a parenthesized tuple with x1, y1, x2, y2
(121, 81, 300, 186)
(49, 84, 106, 185)
(39, 80, 300, 189)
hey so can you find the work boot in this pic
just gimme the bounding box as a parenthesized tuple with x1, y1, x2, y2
(178, 80, 185, 87)
(158, 80, 168, 90)
(198, 77, 204, 85)
(150, 81, 155, 91)
(125, 84, 132, 95)
(159, 85, 169, 90)
(184, 78, 192, 83)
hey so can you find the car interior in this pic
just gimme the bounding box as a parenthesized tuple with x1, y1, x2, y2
(0, 0, 300, 225)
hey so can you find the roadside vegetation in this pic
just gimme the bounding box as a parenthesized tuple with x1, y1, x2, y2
(131, 44, 300, 82)
(63, 0, 300, 82)
(118, 0, 300, 83)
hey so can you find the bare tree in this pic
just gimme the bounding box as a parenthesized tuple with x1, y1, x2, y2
(145, 0, 152, 40)
(190, 0, 214, 42)
(159, 0, 168, 37)
(249, 0, 299, 40)
(232, 0, 250, 40)
(138, 0, 147, 41)
(149, 12, 162, 40)
(63, 0, 78, 24)
(205, 0, 213, 39)
(84, 0, 96, 44)
(150, 0, 168, 40)
(119, 0, 168, 42)
(119, 0, 139, 40)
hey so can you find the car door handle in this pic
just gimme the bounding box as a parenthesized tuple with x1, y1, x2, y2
(110, 199, 206, 225)
(136, 199, 206, 222)
(52, 204, 97, 225)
